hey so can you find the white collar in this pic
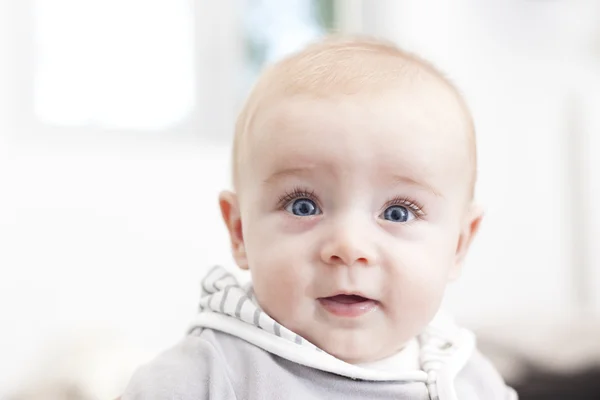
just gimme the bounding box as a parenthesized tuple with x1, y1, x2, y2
(357, 339, 420, 372)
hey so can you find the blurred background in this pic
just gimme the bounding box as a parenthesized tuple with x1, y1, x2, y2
(1, 0, 600, 399)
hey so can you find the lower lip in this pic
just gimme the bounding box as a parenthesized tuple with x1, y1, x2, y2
(318, 297, 379, 318)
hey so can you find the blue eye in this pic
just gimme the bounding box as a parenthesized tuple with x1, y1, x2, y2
(286, 198, 319, 217)
(382, 205, 414, 223)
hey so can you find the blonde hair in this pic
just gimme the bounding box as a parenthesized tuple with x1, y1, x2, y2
(232, 35, 476, 195)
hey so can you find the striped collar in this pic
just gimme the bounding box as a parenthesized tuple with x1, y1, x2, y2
(197, 265, 323, 352)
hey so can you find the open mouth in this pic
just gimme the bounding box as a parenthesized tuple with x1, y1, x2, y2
(318, 294, 379, 317)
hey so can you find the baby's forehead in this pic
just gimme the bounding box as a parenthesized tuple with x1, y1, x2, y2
(239, 39, 472, 143)
(255, 39, 452, 101)
(242, 94, 472, 202)
(233, 37, 476, 194)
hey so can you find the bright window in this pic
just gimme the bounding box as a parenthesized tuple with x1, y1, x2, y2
(242, 0, 334, 92)
(33, 0, 195, 130)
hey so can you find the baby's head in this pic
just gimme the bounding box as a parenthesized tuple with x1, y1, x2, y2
(220, 36, 482, 363)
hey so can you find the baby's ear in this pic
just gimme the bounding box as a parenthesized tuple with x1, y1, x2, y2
(450, 203, 484, 281)
(219, 191, 249, 270)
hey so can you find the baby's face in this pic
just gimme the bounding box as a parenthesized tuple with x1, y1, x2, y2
(223, 83, 480, 363)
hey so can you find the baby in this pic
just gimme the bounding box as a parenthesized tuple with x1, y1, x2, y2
(121, 36, 517, 399)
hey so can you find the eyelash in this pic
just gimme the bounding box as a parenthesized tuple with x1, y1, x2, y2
(277, 186, 426, 218)
(382, 196, 426, 219)
(277, 187, 319, 209)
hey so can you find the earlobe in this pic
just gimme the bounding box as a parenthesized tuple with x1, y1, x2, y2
(450, 204, 484, 281)
(219, 191, 249, 270)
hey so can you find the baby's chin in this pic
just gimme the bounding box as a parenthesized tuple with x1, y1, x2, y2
(306, 329, 402, 364)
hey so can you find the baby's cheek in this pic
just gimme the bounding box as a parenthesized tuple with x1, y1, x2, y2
(384, 283, 445, 341)
(250, 248, 308, 318)
(385, 253, 450, 321)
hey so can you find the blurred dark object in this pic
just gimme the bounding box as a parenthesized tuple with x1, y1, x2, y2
(512, 366, 600, 400)
(475, 320, 600, 400)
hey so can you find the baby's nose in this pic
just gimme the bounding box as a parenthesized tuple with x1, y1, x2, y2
(320, 224, 377, 267)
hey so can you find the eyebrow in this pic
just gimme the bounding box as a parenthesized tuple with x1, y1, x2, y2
(263, 167, 442, 198)
(390, 174, 443, 198)
(262, 167, 315, 185)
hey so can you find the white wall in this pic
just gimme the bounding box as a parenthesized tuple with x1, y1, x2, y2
(0, 1, 239, 397)
(0, 137, 234, 397)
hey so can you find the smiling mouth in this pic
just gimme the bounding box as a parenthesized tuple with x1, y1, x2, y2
(318, 294, 379, 317)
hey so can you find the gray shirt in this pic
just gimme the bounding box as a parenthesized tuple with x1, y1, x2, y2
(122, 328, 516, 400)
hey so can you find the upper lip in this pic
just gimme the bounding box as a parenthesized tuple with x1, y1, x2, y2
(319, 291, 375, 301)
